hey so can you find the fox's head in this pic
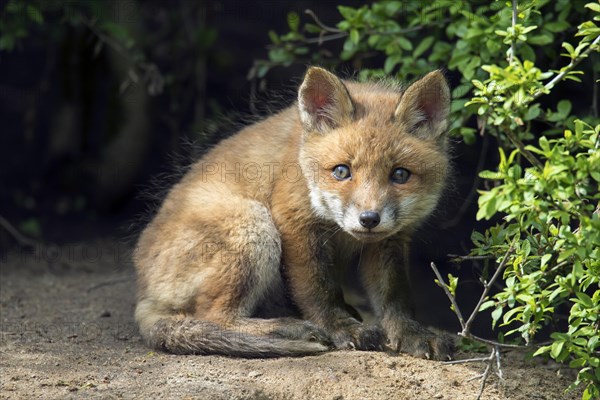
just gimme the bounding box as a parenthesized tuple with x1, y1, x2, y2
(297, 67, 451, 242)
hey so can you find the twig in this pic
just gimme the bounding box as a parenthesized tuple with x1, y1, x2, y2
(504, 128, 544, 170)
(432, 243, 514, 400)
(447, 254, 495, 262)
(508, 0, 517, 64)
(495, 345, 504, 380)
(444, 356, 491, 364)
(468, 334, 524, 349)
(593, 53, 598, 118)
(431, 262, 466, 330)
(0, 215, 39, 248)
(464, 241, 515, 333)
(81, 17, 131, 61)
(303, 9, 438, 45)
(304, 32, 348, 45)
(476, 347, 496, 400)
(305, 9, 342, 33)
(80, 16, 164, 95)
(532, 34, 600, 101)
(430, 240, 525, 351)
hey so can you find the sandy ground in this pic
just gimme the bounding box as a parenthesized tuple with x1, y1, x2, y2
(0, 239, 582, 400)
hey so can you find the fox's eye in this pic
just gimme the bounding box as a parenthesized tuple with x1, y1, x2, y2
(391, 167, 411, 184)
(332, 165, 351, 181)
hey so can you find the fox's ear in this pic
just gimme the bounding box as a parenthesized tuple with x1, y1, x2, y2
(298, 67, 354, 133)
(394, 70, 450, 141)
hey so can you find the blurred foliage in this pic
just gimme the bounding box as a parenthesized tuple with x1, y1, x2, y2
(1, 0, 223, 235)
(257, 1, 600, 397)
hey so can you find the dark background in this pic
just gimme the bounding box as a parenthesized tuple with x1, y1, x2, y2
(0, 0, 496, 336)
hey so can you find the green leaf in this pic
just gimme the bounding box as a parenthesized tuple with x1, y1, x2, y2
(384, 1, 403, 16)
(26, 5, 44, 24)
(268, 48, 292, 64)
(491, 306, 503, 328)
(585, 2, 600, 13)
(524, 104, 541, 121)
(0, 35, 16, 51)
(551, 340, 565, 359)
(544, 21, 570, 33)
(562, 42, 576, 58)
(557, 100, 572, 118)
(521, 240, 531, 257)
(533, 345, 551, 357)
(528, 33, 554, 46)
(350, 29, 360, 45)
(588, 336, 599, 351)
(268, 30, 280, 45)
(570, 358, 587, 368)
(101, 22, 132, 46)
(384, 54, 402, 74)
(541, 254, 552, 268)
(575, 292, 594, 308)
(397, 37, 413, 51)
(304, 23, 321, 34)
(479, 300, 496, 311)
(413, 36, 434, 58)
(338, 5, 357, 21)
(287, 12, 300, 32)
(19, 218, 42, 238)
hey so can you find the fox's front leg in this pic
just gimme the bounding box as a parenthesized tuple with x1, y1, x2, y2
(280, 226, 384, 350)
(362, 239, 455, 360)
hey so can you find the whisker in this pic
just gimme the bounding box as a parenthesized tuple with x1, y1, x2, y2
(315, 224, 339, 243)
(321, 227, 342, 246)
(356, 242, 364, 272)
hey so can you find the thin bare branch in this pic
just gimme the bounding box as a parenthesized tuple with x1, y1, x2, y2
(532, 34, 600, 101)
(430, 262, 466, 331)
(495, 345, 504, 380)
(504, 128, 544, 170)
(444, 356, 491, 365)
(508, 0, 517, 64)
(464, 241, 516, 333)
(304, 32, 348, 45)
(80, 16, 164, 95)
(0, 215, 39, 248)
(432, 241, 527, 351)
(476, 347, 496, 400)
(466, 334, 524, 349)
(447, 254, 495, 262)
(305, 9, 341, 33)
(593, 53, 598, 118)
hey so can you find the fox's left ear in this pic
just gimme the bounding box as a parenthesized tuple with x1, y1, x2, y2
(394, 70, 450, 142)
(298, 67, 354, 133)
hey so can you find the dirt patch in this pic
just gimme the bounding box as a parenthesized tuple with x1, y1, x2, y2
(0, 240, 580, 399)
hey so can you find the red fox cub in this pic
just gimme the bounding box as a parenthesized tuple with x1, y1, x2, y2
(134, 67, 454, 359)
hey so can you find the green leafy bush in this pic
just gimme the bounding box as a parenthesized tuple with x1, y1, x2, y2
(255, 1, 599, 397)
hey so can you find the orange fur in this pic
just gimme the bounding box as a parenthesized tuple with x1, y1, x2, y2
(134, 67, 454, 358)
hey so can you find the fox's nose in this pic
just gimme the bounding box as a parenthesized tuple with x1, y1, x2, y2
(359, 211, 380, 229)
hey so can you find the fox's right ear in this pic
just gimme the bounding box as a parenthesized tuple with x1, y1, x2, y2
(298, 67, 354, 133)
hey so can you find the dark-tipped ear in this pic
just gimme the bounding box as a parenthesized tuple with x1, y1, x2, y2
(298, 67, 354, 133)
(394, 70, 450, 141)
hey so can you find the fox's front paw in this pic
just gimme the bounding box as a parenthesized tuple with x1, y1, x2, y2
(387, 320, 455, 361)
(329, 318, 385, 351)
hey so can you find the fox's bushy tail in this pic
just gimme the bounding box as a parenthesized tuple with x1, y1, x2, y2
(144, 318, 329, 358)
